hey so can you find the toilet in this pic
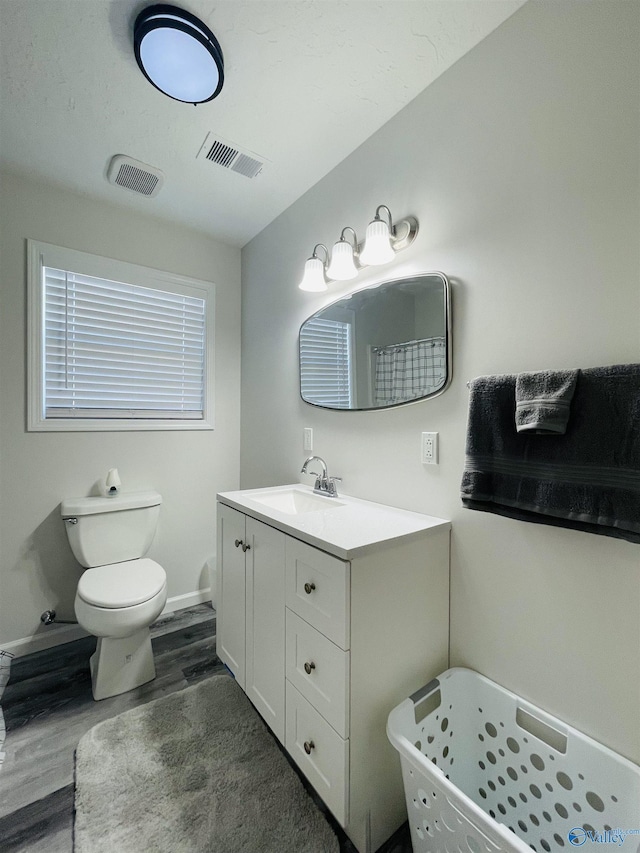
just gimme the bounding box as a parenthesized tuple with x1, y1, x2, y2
(61, 490, 167, 701)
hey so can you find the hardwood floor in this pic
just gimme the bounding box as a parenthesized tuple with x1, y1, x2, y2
(0, 604, 411, 853)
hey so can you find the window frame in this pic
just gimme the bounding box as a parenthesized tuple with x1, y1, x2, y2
(27, 239, 215, 432)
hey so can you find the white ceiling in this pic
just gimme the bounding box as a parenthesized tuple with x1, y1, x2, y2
(0, 0, 524, 247)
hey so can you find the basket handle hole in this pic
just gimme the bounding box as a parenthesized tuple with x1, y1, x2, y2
(412, 685, 442, 724)
(516, 707, 567, 754)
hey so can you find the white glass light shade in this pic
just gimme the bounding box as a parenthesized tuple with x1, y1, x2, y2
(298, 257, 328, 292)
(327, 240, 358, 281)
(359, 218, 395, 265)
(139, 29, 220, 103)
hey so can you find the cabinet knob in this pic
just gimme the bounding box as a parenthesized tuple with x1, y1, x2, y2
(242, 543, 251, 552)
(303, 740, 315, 755)
(304, 661, 316, 675)
(234, 539, 243, 548)
(304, 582, 316, 595)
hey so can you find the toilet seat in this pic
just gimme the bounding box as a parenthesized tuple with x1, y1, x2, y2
(77, 558, 166, 608)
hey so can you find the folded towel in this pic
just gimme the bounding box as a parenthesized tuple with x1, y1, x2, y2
(515, 369, 578, 434)
(460, 364, 640, 543)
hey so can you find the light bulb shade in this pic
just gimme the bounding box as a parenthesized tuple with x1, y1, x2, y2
(298, 257, 328, 292)
(359, 218, 395, 265)
(134, 5, 224, 104)
(327, 239, 358, 281)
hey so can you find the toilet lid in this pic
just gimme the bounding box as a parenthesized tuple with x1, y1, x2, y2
(77, 558, 166, 608)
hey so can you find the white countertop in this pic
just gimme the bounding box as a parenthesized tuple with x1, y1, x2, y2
(217, 484, 451, 560)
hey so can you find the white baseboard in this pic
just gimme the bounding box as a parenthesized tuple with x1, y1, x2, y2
(1, 588, 213, 658)
(1, 622, 90, 658)
(160, 587, 212, 616)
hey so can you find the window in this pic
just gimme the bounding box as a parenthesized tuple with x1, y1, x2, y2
(28, 240, 215, 431)
(299, 317, 353, 408)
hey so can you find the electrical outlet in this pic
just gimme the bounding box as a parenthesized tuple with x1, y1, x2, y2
(303, 427, 313, 452)
(421, 431, 439, 465)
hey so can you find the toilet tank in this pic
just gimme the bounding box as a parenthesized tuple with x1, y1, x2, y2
(61, 491, 162, 568)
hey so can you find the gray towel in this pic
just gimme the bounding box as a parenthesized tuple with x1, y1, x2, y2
(460, 364, 640, 543)
(515, 369, 578, 434)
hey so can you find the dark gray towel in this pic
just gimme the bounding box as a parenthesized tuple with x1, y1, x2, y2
(515, 369, 578, 434)
(460, 364, 640, 543)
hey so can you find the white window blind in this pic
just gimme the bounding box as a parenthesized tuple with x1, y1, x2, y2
(44, 267, 206, 419)
(299, 317, 352, 408)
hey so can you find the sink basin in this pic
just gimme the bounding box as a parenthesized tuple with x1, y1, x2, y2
(249, 488, 344, 515)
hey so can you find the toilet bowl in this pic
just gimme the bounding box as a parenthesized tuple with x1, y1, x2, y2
(61, 490, 166, 701)
(74, 558, 167, 700)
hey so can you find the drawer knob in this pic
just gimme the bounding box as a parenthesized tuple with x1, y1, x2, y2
(303, 740, 315, 755)
(304, 661, 316, 675)
(304, 582, 316, 595)
(234, 539, 243, 548)
(242, 542, 251, 552)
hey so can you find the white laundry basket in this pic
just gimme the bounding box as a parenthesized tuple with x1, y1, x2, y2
(387, 668, 640, 853)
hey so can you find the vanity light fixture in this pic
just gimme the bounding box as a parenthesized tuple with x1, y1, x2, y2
(326, 227, 359, 281)
(134, 4, 224, 105)
(298, 244, 330, 292)
(298, 204, 418, 292)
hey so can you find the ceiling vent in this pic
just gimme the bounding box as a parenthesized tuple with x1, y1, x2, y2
(107, 155, 164, 197)
(197, 133, 266, 179)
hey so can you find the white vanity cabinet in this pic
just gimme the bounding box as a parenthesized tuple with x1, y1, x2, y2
(217, 486, 450, 853)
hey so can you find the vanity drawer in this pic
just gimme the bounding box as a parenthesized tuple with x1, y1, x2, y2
(286, 609, 350, 738)
(285, 682, 349, 827)
(285, 538, 350, 649)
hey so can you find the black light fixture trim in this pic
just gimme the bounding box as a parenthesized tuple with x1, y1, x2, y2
(134, 4, 224, 105)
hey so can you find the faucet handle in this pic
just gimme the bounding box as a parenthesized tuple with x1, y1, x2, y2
(326, 475, 341, 496)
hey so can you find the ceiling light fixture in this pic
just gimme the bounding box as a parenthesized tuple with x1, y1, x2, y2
(134, 4, 224, 105)
(298, 205, 418, 292)
(298, 244, 330, 292)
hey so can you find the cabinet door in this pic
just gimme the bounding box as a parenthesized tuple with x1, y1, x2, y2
(217, 504, 247, 688)
(245, 518, 286, 743)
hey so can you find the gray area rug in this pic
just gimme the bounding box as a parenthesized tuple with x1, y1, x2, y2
(74, 675, 339, 853)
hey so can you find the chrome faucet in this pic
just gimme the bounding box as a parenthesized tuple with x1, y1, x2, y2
(300, 455, 341, 498)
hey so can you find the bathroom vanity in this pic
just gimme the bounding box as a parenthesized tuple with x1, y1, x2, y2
(216, 484, 450, 853)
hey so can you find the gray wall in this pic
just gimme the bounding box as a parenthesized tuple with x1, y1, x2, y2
(0, 170, 242, 648)
(241, 1, 640, 762)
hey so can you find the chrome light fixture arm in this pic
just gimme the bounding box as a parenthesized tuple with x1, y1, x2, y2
(312, 243, 329, 264)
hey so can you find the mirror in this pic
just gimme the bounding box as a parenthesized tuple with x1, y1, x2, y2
(299, 272, 451, 410)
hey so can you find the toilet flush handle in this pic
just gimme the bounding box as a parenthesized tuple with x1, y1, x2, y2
(64, 517, 78, 524)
